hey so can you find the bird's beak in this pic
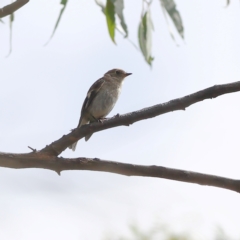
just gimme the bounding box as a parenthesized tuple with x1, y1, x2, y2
(125, 73, 132, 77)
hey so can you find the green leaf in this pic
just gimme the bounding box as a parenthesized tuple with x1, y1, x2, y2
(114, 0, 128, 37)
(45, 0, 68, 45)
(138, 10, 154, 66)
(160, 0, 184, 38)
(96, 0, 129, 42)
(105, 0, 116, 43)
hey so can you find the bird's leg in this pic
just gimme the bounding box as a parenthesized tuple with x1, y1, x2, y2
(97, 117, 107, 123)
(90, 114, 107, 123)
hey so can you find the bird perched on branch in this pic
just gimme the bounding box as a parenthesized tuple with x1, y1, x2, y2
(69, 68, 132, 151)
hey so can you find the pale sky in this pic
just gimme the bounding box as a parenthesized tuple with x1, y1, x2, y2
(1, 0, 240, 239)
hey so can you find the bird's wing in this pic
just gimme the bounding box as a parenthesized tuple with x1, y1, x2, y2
(83, 77, 105, 110)
(77, 78, 105, 127)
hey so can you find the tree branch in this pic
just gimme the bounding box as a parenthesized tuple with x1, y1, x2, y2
(40, 80, 240, 156)
(0, 152, 240, 193)
(1, 81, 240, 194)
(0, 0, 29, 18)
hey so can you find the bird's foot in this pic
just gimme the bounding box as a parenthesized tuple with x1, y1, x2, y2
(97, 117, 107, 123)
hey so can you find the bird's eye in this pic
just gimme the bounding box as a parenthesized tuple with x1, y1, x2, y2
(115, 70, 121, 75)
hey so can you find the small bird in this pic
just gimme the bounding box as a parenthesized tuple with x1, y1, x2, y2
(69, 68, 132, 151)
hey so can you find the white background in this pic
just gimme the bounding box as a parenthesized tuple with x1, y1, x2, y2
(1, 0, 240, 239)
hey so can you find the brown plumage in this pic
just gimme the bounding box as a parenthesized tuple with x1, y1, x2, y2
(69, 69, 132, 151)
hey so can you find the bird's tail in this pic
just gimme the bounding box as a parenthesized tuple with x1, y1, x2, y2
(69, 118, 89, 151)
(68, 141, 78, 151)
(85, 133, 93, 141)
(84, 119, 96, 141)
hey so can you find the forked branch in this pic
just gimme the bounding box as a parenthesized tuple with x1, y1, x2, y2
(1, 80, 240, 194)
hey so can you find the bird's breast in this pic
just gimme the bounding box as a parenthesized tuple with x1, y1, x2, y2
(88, 84, 122, 119)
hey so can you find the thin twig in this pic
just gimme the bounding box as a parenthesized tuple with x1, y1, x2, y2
(28, 146, 36, 152)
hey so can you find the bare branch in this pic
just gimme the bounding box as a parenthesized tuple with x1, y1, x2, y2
(0, 0, 29, 18)
(0, 152, 240, 193)
(40, 80, 240, 156)
(1, 81, 240, 193)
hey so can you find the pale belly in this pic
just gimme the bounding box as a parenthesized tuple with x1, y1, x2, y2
(88, 87, 121, 119)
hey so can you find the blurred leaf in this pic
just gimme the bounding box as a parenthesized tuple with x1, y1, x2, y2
(114, 0, 128, 37)
(105, 0, 116, 43)
(6, 13, 14, 57)
(10, 13, 14, 23)
(95, 0, 105, 13)
(0, 19, 4, 23)
(160, 0, 184, 38)
(45, 0, 68, 45)
(138, 10, 154, 66)
(96, 0, 136, 49)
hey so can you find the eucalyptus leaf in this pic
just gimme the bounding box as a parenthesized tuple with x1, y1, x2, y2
(45, 0, 68, 45)
(160, 0, 184, 38)
(105, 0, 116, 43)
(96, 0, 129, 41)
(138, 10, 154, 66)
(114, 0, 128, 37)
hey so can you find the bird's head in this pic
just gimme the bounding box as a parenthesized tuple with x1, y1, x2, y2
(104, 69, 132, 82)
